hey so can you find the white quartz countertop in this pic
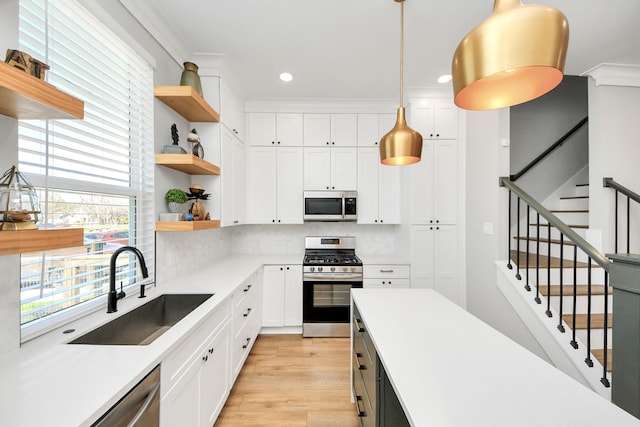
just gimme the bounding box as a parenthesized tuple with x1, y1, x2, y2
(0, 253, 300, 427)
(351, 289, 640, 427)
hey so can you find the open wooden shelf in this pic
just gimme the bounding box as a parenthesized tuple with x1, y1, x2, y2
(154, 86, 220, 122)
(0, 61, 84, 120)
(155, 153, 220, 175)
(0, 228, 84, 255)
(156, 220, 220, 232)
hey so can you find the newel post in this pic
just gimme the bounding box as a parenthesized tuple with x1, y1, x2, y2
(607, 253, 640, 418)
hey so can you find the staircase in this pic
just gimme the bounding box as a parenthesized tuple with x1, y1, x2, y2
(502, 171, 613, 393)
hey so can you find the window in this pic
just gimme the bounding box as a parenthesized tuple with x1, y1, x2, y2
(18, 0, 154, 340)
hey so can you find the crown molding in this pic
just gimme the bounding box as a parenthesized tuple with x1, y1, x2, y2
(582, 63, 640, 87)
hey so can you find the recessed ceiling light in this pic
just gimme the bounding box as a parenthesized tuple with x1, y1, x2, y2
(279, 72, 293, 82)
(438, 74, 452, 84)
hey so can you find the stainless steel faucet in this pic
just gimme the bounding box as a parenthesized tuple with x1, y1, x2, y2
(108, 246, 149, 313)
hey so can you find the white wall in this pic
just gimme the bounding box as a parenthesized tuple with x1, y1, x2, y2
(587, 65, 640, 255)
(465, 109, 551, 361)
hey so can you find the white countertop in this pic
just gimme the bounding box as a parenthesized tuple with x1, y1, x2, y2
(351, 289, 640, 427)
(0, 253, 300, 427)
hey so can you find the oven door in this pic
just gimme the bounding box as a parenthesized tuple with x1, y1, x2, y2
(303, 277, 363, 325)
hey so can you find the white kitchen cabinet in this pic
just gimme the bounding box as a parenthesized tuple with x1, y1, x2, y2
(304, 113, 357, 147)
(408, 139, 458, 225)
(357, 113, 396, 147)
(246, 112, 303, 146)
(232, 269, 262, 380)
(410, 224, 460, 304)
(357, 148, 401, 224)
(161, 302, 232, 427)
(220, 82, 243, 139)
(363, 264, 411, 288)
(246, 146, 303, 224)
(304, 147, 357, 191)
(409, 98, 458, 140)
(262, 265, 303, 328)
(221, 127, 245, 226)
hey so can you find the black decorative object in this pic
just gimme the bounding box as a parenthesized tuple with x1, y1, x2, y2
(162, 123, 187, 154)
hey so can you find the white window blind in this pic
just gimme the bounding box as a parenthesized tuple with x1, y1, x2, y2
(18, 0, 154, 337)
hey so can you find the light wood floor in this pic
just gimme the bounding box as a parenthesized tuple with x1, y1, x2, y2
(214, 334, 360, 427)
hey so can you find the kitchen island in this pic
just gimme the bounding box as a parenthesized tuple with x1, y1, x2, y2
(351, 289, 640, 426)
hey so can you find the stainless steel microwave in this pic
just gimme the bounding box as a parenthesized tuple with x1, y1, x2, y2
(303, 191, 357, 221)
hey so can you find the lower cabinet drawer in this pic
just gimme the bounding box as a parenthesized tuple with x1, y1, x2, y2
(353, 353, 375, 427)
(231, 315, 260, 380)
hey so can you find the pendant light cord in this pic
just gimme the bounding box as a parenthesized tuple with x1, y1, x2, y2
(399, 0, 404, 107)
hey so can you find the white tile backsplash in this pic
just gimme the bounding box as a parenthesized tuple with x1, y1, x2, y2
(0, 254, 20, 355)
(229, 223, 401, 256)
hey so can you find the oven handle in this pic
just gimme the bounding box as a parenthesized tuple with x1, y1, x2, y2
(303, 274, 363, 281)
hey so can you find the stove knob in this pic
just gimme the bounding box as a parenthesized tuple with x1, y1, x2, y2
(318, 267, 323, 272)
(343, 267, 348, 272)
(351, 267, 356, 273)
(310, 266, 315, 272)
(331, 267, 335, 272)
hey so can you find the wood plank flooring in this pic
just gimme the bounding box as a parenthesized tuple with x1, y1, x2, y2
(214, 334, 359, 427)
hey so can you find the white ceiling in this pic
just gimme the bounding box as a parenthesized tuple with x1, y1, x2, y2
(142, 0, 640, 101)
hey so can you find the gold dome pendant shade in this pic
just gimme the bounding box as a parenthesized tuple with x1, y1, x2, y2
(380, 107, 422, 165)
(380, 0, 422, 166)
(452, 0, 569, 110)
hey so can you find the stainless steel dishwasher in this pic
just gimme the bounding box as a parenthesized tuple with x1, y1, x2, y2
(91, 365, 160, 427)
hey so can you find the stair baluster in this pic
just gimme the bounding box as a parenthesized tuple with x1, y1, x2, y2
(570, 245, 579, 350)
(585, 259, 594, 367)
(546, 224, 552, 317)
(557, 234, 565, 333)
(535, 213, 541, 304)
(516, 197, 521, 280)
(602, 272, 611, 387)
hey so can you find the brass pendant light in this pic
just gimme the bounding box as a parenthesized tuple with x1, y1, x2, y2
(452, 0, 569, 111)
(380, 0, 423, 166)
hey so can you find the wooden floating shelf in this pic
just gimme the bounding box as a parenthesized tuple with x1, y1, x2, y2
(154, 85, 220, 122)
(156, 220, 220, 232)
(155, 153, 220, 175)
(0, 61, 84, 120)
(0, 228, 84, 255)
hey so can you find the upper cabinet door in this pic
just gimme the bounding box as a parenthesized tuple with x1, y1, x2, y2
(409, 99, 458, 140)
(331, 148, 357, 191)
(246, 146, 278, 224)
(277, 147, 304, 224)
(303, 147, 331, 190)
(357, 114, 379, 147)
(330, 114, 357, 146)
(276, 113, 303, 146)
(246, 113, 277, 146)
(304, 114, 331, 146)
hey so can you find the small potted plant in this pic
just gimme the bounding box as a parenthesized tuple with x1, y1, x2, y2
(165, 188, 188, 213)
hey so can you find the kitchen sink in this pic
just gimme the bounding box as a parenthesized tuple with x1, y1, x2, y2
(69, 293, 214, 345)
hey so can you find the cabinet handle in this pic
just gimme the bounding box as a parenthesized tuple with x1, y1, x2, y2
(326, 141, 330, 145)
(355, 352, 365, 370)
(436, 226, 440, 230)
(436, 220, 439, 223)
(208, 347, 214, 354)
(374, 219, 378, 223)
(243, 284, 252, 292)
(436, 133, 440, 137)
(242, 337, 251, 349)
(280, 267, 284, 271)
(380, 219, 383, 223)
(202, 354, 208, 362)
(272, 219, 276, 223)
(430, 227, 433, 230)
(243, 307, 252, 317)
(286, 266, 290, 270)
(278, 219, 281, 223)
(272, 141, 275, 145)
(374, 141, 378, 145)
(430, 133, 434, 137)
(277, 141, 280, 144)
(380, 269, 394, 273)
(355, 396, 366, 417)
(382, 281, 386, 285)
(354, 317, 364, 333)
(331, 141, 335, 145)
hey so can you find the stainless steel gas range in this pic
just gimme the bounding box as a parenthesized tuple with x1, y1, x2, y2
(302, 236, 363, 337)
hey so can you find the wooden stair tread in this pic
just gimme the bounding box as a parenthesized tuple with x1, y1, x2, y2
(514, 236, 575, 246)
(560, 196, 589, 200)
(539, 284, 611, 297)
(510, 250, 592, 268)
(593, 349, 613, 372)
(531, 224, 588, 229)
(549, 209, 589, 213)
(562, 313, 613, 329)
